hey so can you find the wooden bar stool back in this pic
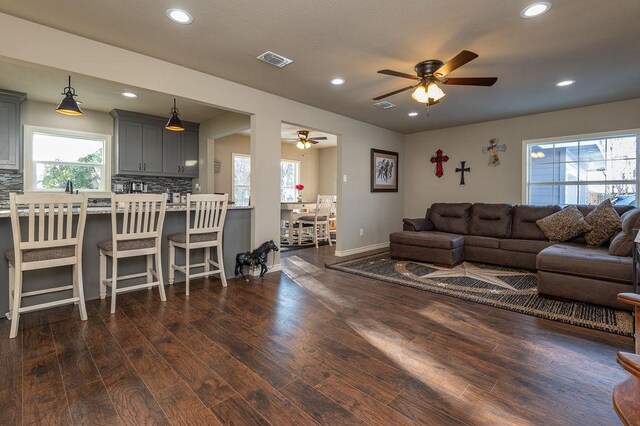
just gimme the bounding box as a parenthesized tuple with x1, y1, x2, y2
(168, 193, 229, 295)
(6, 192, 88, 339)
(98, 193, 167, 313)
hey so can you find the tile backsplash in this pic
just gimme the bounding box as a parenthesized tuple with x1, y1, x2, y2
(0, 171, 24, 205)
(111, 175, 193, 194)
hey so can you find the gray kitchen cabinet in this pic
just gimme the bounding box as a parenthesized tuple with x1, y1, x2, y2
(0, 90, 26, 170)
(111, 109, 199, 177)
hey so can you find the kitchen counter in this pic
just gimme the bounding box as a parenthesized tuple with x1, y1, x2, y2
(0, 204, 253, 314)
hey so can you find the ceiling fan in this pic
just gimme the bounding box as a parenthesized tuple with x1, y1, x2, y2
(373, 50, 497, 106)
(284, 130, 327, 150)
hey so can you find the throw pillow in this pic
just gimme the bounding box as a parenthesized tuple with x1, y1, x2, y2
(609, 209, 640, 256)
(583, 199, 622, 246)
(536, 205, 593, 243)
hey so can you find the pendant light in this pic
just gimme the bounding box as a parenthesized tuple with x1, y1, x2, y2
(55, 75, 83, 116)
(165, 98, 185, 131)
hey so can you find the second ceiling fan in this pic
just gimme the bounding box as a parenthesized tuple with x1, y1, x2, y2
(284, 130, 327, 150)
(374, 50, 497, 106)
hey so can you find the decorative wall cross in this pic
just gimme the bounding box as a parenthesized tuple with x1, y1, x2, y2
(456, 161, 471, 185)
(430, 149, 449, 178)
(482, 138, 507, 167)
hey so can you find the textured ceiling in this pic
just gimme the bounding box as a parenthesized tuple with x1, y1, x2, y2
(1, 0, 639, 133)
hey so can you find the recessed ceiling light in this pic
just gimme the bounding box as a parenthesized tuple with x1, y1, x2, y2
(166, 9, 193, 24)
(408, 112, 419, 117)
(121, 92, 138, 98)
(556, 79, 575, 87)
(330, 78, 345, 85)
(521, 2, 551, 18)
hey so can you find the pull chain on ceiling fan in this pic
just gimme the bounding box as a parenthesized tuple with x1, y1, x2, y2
(373, 50, 498, 106)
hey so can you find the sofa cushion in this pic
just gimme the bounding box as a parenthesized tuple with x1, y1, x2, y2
(403, 218, 433, 232)
(469, 203, 512, 238)
(609, 209, 640, 256)
(428, 203, 472, 235)
(583, 199, 622, 246)
(537, 244, 632, 283)
(464, 235, 501, 249)
(511, 205, 561, 240)
(575, 204, 635, 218)
(536, 206, 592, 242)
(500, 239, 554, 254)
(389, 231, 463, 250)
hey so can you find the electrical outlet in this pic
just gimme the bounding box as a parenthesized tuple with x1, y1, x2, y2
(359, 228, 364, 237)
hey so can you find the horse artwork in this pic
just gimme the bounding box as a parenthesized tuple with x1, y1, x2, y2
(234, 240, 279, 281)
(482, 138, 507, 167)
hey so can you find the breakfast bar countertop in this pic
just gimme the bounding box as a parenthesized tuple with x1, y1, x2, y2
(0, 202, 253, 218)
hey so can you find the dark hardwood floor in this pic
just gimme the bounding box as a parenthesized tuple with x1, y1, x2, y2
(0, 245, 633, 425)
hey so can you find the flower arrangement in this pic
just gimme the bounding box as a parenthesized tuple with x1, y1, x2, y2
(295, 184, 304, 191)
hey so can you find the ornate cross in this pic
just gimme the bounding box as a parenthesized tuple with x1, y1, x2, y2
(430, 149, 449, 178)
(456, 161, 471, 185)
(482, 138, 507, 167)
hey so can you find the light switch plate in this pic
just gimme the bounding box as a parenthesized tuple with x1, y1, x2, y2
(343, 174, 348, 183)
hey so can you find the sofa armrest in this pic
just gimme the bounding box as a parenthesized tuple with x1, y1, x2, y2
(402, 218, 433, 232)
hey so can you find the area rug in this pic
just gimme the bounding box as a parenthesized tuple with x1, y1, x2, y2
(326, 252, 632, 336)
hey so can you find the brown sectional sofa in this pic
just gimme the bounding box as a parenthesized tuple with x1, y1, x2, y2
(391, 202, 636, 310)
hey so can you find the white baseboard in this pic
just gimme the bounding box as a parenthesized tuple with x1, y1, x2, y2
(334, 242, 389, 257)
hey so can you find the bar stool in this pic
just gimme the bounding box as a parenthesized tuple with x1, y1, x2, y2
(6, 192, 88, 339)
(168, 193, 228, 295)
(98, 193, 167, 313)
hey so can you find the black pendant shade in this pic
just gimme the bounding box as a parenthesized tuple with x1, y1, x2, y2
(55, 76, 83, 116)
(165, 98, 185, 132)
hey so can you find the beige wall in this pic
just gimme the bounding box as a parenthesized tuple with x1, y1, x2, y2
(403, 98, 640, 218)
(21, 100, 113, 135)
(319, 146, 337, 195)
(212, 133, 335, 202)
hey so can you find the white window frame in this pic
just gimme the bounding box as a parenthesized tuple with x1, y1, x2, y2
(23, 125, 112, 194)
(231, 152, 251, 204)
(280, 159, 301, 202)
(522, 129, 640, 205)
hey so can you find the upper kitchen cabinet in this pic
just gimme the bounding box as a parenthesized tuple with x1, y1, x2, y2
(111, 109, 199, 177)
(0, 90, 26, 170)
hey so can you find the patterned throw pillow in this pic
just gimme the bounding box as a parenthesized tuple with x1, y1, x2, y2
(609, 209, 640, 256)
(536, 205, 593, 243)
(583, 199, 622, 246)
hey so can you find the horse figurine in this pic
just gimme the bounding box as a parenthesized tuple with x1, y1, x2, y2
(234, 240, 279, 281)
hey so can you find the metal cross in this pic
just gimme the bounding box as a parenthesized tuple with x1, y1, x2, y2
(455, 161, 471, 185)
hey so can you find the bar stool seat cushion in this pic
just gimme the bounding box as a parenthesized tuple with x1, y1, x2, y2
(167, 232, 217, 243)
(298, 215, 328, 222)
(97, 238, 156, 252)
(5, 246, 75, 263)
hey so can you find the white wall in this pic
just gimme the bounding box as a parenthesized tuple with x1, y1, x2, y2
(319, 146, 338, 195)
(0, 13, 405, 256)
(21, 100, 113, 135)
(403, 98, 640, 218)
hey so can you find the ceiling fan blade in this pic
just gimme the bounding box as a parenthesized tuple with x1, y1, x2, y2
(441, 77, 497, 86)
(309, 137, 327, 141)
(373, 85, 416, 100)
(434, 50, 478, 77)
(377, 69, 421, 80)
(308, 140, 320, 145)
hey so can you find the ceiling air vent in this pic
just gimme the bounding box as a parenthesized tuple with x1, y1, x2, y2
(257, 51, 293, 68)
(374, 100, 396, 110)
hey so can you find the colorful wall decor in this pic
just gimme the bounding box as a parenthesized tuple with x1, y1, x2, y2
(482, 138, 506, 167)
(430, 149, 449, 178)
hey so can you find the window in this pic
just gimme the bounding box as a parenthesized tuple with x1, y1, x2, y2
(280, 160, 300, 202)
(24, 126, 111, 192)
(525, 131, 639, 206)
(232, 153, 251, 206)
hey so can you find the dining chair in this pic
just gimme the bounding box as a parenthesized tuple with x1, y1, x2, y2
(98, 193, 167, 313)
(297, 194, 334, 248)
(168, 193, 229, 295)
(6, 192, 88, 339)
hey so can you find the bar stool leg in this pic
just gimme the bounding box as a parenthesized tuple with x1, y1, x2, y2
(168, 243, 175, 285)
(328, 223, 333, 246)
(204, 247, 211, 274)
(99, 251, 107, 299)
(217, 244, 227, 287)
(185, 248, 190, 296)
(110, 258, 118, 314)
(7, 263, 14, 319)
(9, 266, 22, 339)
(76, 259, 88, 321)
(72, 263, 79, 304)
(146, 255, 153, 289)
(155, 251, 166, 302)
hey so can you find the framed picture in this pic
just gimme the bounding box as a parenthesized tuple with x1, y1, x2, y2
(371, 149, 399, 192)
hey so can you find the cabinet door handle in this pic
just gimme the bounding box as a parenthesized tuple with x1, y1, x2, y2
(139, 162, 142, 170)
(143, 163, 146, 171)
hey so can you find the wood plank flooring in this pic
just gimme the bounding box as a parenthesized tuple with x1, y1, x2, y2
(0, 245, 633, 425)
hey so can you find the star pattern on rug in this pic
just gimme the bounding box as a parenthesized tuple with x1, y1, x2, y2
(420, 262, 532, 291)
